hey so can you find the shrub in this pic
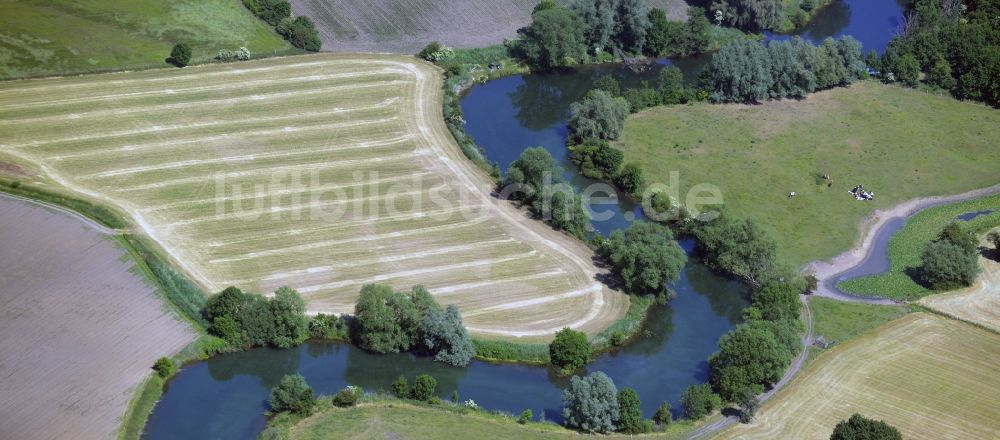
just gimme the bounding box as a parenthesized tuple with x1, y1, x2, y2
(391, 375, 408, 398)
(153, 357, 175, 378)
(332, 386, 362, 407)
(417, 41, 454, 62)
(616, 388, 644, 434)
(614, 163, 644, 196)
(409, 374, 437, 401)
(216, 47, 251, 62)
(518, 409, 533, 424)
(680, 383, 721, 420)
(735, 387, 760, 423)
(169, 43, 192, 67)
(243, 0, 291, 26)
(653, 401, 672, 425)
(268, 374, 314, 415)
(309, 313, 349, 340)
(988, 231, 1000, 255)
(830, 414, 902, 440)
(569, 138, 623, 180)
(562, 372, 619, 433)
(549, 327, 591, 371)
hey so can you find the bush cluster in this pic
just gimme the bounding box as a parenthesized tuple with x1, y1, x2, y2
(710, 0, 784, 31)
(204, 286, 308, 349)
(242, 0, 320, 51)
(390, 374, 438, 402)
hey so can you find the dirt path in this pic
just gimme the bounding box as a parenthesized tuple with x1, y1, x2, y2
(0, 191, 127, 235)
(686, 295, 815, 439)
(804, 183, 1000, 304)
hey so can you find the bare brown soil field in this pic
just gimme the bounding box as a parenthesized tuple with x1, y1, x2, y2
(291, 0, 688, 53)
(920, 232, 1000, 333)
(0, 54, 627, 341)
(715, 313, 1000, 440)
(0, 195, 195, 440)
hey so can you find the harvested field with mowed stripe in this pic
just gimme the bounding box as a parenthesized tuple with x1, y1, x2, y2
(715, 313, 1000, 440)
(0, 54, 627, 340)
(921, 231, 1000, 333)
(0, 195, 195, 440)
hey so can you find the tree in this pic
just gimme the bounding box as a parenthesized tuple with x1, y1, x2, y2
(938, 222, 977, 254)
(735, 387, 760, 423)
(421, 305, 475, 367)
(644, 8, 673, 56)
(550, 327, 592, 370)
(562, 372, 620, 433)
(518, 6, 586, 70)
(988, 231, 1000, 257)
(679, 383, 721, 420)
(652, 401, 672, 425)
(391, 375, 409, 398)
(277, 16, 321, 52)
(920, 240, 979, 290)
(692, 215, 777, 288)
(354, 284, 430, 354)
(504, 147, 560, 204)
(519, 409, 533, 424)
(409, 374, 437, 401)
(613, 0, 650, 53)
(709, 321, 792, 401)
(269, 286, 308, 348)
(566, 0, 616, 54)
(153, 357, 175, 378)
(616, 388, 644, 434)
(593, 74, 621, 96)
(657, 66, 685, 104)
(568, 90, 631, 140)
(268, 374, 314, 415)
(710, 0, 784, 31)
(751, 280, 802, 321)
(169, 43, 192, 67)
(830, 414, 902, 440)
(893, 52, 920, 87)
(600, 221, 687, 297)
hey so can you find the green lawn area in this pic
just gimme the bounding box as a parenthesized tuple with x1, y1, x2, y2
(616, 81, 1000, 268)
(838, 194, 1000, 300)
(273, 400, 698, 439)
(809, 297, 909, 345)
(0, 1, 291, 79)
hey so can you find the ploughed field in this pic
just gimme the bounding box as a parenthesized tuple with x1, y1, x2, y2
(0, 195, 195, 440)
(0, 54, 626, 340)
(716, 313, 1000, 440)
(291, 0, 688, 53)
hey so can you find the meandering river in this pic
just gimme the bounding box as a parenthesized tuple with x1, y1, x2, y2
(141, 2, 905, 438)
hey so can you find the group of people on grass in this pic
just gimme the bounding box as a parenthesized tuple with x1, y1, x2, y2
(850, 185, 875, 201)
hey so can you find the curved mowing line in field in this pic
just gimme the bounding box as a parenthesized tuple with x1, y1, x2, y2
(0, 80, 406, 126)
(85, 135, 414, 179)
(0, 70, 408, 111)
(296, 251, 540, 293)
(431, 270, 569, 295)
(220, 239, 519, 285)
(35, 99, 400, 155)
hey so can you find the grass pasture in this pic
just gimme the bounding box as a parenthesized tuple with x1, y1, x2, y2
(0, 0, 291, 80)
(839, 194, 1000, 300)
(716, 313, 1000, 440)
(616, 81, 1000, 268)
(0, 53, 626, 341)
(291, 0, 688, 53)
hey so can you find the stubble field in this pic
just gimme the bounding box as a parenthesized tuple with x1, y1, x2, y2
(0, 53, 626, 341)
(716, 313, 1000, 440)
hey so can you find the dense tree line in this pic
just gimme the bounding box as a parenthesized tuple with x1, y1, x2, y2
(876, 0, 1000, 106)
(204, 286, 309, 349)
(503, 147, 591, 238)
(920, 222, 981, 289)
(705, 36, 865, 103)
(353, 284, 474, 366)
(710, 0, 784, 31)
(688, 213, 778, 289)
(242, 0, 321, 51)
(517, 0, 654, 69)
